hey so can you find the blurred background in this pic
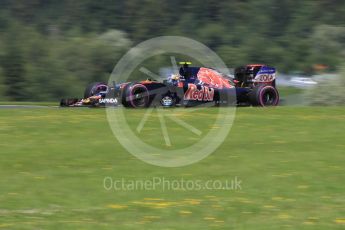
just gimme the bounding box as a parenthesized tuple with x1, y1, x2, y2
(0, 0, 344, 103)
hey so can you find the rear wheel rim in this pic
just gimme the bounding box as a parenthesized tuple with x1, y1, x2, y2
(263, 91, 275, 105)
(259, 87, 278, 106)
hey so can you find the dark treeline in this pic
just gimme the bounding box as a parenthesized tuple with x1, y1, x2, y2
(0, 0, 344, 101)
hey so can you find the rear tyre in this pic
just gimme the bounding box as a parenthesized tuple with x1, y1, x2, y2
(84, 82, 108, 98)
(249, 85, 279, 107)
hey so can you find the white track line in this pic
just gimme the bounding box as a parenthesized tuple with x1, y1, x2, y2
(139, 67, 165, 81)
(157, 110, 171, 146)
(136, 107, 154, 133)
(167, 115, 202, 136)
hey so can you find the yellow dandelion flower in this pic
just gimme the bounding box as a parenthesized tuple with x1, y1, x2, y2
(303, 221, 314, 225)
(151, 201, 177, 209)
(335, 218, 345, 224)
(143, 216, 160, 220)
(214, 220, 225, 223)
(107, 204, 128, 209)
(179, 210, 192, 215)
(321, 196, 331, 199)
(143, 198, 164, 201)
(278, 214, 291, 219)
(183, 199, 201, 205)
(7, 193, 18, 196)
(138, 220, 150, 224)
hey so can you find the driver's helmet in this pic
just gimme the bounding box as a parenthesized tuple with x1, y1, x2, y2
(170, 73, 180, 81)
(168, 73, 183, 86)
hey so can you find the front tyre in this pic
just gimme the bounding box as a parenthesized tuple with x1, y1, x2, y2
(249, 85, 279, 107)
(122, 83, 150, 108)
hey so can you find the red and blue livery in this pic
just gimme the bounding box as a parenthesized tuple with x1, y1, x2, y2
(60, 63, 279, 107)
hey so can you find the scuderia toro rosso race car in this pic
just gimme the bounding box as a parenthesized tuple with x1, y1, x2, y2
(60, 63, 279, 108)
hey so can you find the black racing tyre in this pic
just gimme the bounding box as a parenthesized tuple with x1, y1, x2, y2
(271, 79, 276, 88)
(150, 85, 170, 107)
(60, 98, 78, 107)
(122, 83, 150, 108)
(84, 82, 108, 98)
(249, 85, 279, 107)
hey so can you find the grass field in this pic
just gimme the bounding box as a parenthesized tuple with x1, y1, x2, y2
(0, 106, 344, 229)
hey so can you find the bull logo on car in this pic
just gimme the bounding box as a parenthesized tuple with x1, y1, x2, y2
(184, 83, 214, 101)
(197, 67, 233, 89)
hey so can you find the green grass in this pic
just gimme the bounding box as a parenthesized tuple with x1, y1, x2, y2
(0, 107, 344, 229)
(0, 101, 56, 106)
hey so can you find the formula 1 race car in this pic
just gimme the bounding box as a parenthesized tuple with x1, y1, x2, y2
(60, 63, 279, 108)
